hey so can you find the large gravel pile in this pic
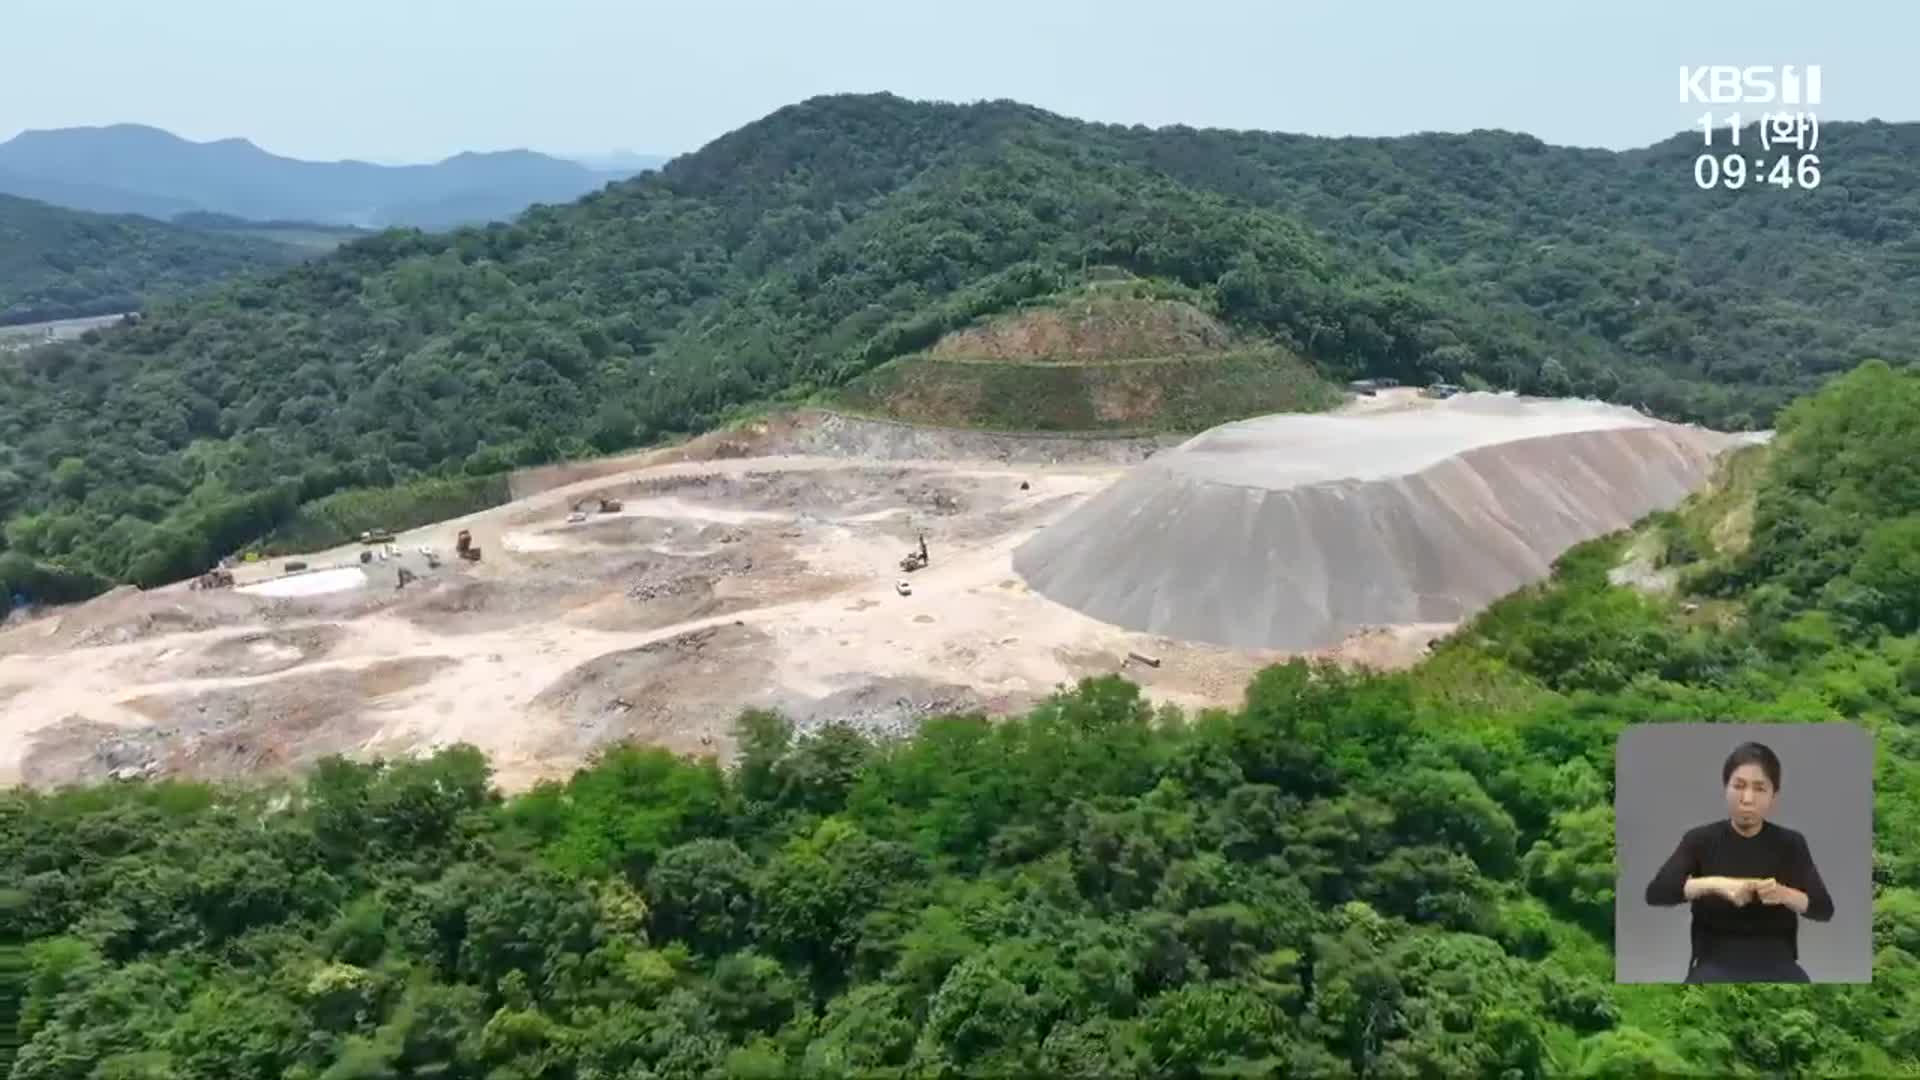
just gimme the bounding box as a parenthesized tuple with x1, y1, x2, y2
(1012, 394, 1751, 650)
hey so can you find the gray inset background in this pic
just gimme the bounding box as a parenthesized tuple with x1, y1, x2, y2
(1615, 723, 1873, 983)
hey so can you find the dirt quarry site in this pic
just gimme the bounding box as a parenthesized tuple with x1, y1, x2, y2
(0, 391, 1762, 791)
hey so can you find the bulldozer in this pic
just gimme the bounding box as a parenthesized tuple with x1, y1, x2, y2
(455, 529, 482, 562)
(899, 534, 929, 573)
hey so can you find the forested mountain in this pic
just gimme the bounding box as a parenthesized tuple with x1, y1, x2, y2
(0, 125, 651, 229)
(3, 94, 1918, 595)
(0, 194, 302, 325)
(4, 363, 1918, 1077)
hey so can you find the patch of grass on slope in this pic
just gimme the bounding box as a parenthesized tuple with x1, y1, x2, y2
(1687, 441, 1770, 558)
(835, 348, 1339, 432)
(925, 285, 1233, 364)
(832, 284, 1342, 431)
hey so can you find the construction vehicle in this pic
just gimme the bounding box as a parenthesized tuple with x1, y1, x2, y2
(597, 497, 622, 513)
(574, 497, 623, 514)
(899, 534, 930, 573)
(455, 530, 482, 562)
(359, 529, 396, 545)
(895, 578, 913, 597)
(566, 511, 588, 524)
(190, 568, 235, 591)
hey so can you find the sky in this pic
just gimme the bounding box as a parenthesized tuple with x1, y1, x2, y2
(0, 0, 1911, 164)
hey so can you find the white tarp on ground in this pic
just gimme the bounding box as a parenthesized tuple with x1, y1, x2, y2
(1012, 394, 1750, 651)
(238, 567, 369, 598)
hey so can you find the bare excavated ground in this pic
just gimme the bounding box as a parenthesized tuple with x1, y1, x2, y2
(20, 657, 455, 787)
(1, 396, 1729, 791)
(0, 413, 1308, 791)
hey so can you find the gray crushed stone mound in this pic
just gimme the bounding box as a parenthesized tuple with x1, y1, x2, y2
(1012, 394, 1751, 651)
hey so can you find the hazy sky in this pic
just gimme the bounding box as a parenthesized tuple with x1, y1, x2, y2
(1, 0, 1910, 163)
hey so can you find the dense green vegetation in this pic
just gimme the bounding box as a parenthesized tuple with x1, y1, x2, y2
(0, 195, 299, 325)
(3, 364, 1917, 1076)
(3, 95, 1916, 596)
(259, 474, 512, 557)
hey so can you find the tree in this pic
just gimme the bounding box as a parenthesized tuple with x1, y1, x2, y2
(646, 839, 758, 955)
(1540, 356, 1573, 396)
(50, 458, 88, 500)
(1576, 1027, 1692, 1079)
(917, 954, 1048, 1071)
(1837, 516, 1920, 633)
(1140, 982, 1287, 1077)
(1374, 767, 1519, 878)
(1521, 803, 1616, 934)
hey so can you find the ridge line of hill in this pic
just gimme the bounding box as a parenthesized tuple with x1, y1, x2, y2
(1, 93, 1916, 602)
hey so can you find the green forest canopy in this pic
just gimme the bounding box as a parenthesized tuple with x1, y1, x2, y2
(2, 361, 1918, 1077)
(0, 194, 301, 326)
(2, 94, 1917, 596)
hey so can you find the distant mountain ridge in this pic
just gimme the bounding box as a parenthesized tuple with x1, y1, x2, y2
(0, 124, 668, 229)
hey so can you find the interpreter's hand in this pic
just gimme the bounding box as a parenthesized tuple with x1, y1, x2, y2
(1719, 878, 1757, 906)
(1754, 878, 1788, 906)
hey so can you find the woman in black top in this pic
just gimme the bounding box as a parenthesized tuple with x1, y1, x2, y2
(1644, 741, 1835, 983)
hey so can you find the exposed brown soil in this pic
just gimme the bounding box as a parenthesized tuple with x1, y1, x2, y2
(21, 656, 454, 786)
(527, 624, 777, 760)
(0, 587, 271, 657)
(117, 625, 347, 682)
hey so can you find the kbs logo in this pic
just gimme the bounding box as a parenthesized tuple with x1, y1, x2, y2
(1679, 65, 1823, 105)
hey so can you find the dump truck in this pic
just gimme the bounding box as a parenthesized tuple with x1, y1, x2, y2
(359, 529, 396, 545)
